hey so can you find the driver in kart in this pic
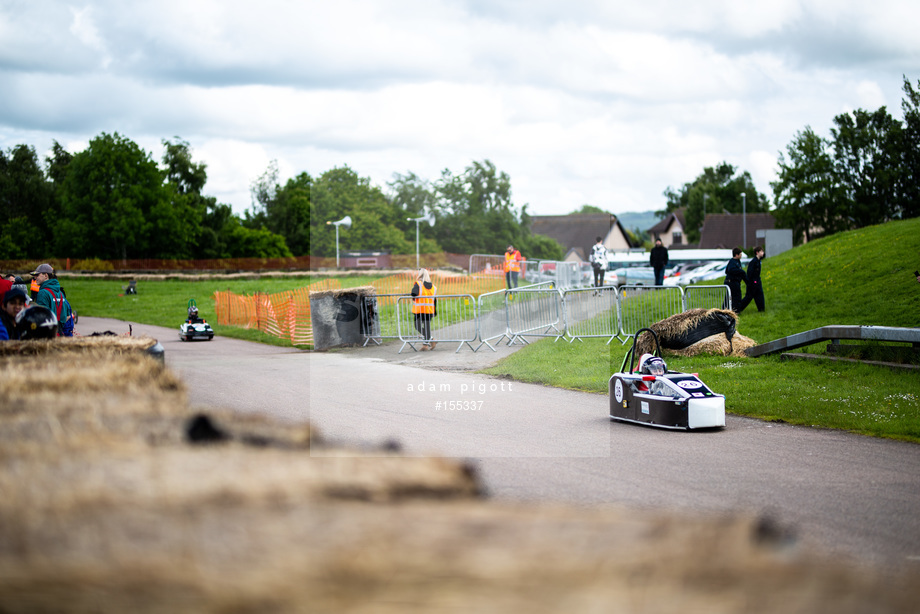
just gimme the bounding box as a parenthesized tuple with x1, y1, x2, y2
(640, 354, 667, 376)
(187, 305, 203, 323)
(637, 353, 676, 396)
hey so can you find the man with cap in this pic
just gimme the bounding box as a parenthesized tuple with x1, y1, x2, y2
(504, 245, 521, 289)
(1, 287, 27, 340)
(31, 263, 72, 336)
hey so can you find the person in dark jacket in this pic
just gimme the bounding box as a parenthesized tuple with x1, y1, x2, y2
(0, 287, 27, 340)
(650, 239, 669, 286)
(724, 248, 748, 312)
(738, 246, 765, 313)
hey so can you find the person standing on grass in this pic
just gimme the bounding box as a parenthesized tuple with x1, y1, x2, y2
(590, 236, 608, 288)
(411, 268, 437, 351)
(504, 245, 521, 289)
(738, 246, 766, 313)
(724, 247, 747, 312)
(650, 239, 669, 286)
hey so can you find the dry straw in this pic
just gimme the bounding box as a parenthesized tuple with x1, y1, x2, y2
(0, 336, 915, 612)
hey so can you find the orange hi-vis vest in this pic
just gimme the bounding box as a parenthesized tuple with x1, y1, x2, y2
(412, 284, 436, 315)
(504, 251, 521, 273)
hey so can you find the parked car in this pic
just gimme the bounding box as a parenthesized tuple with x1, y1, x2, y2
(615, 266, 677, 287)
(667, 259, 750, 286)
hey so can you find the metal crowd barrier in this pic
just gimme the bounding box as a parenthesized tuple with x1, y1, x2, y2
(469, 253, 506, 277)
(617, 285, 684, 340)
(363, 283, 734, 353)
(475, 288, 511, 351)
(395, 294, 479, 353)
(683, 285, 731, 311)
(506, 285, 565, 345)
(561, 286, 620, 344)
(359, 293, 403, 346)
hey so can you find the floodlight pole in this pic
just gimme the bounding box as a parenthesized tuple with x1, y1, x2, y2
(741, 193, 747, 249)
(326, 217, 351, 268)
(407, 215, 431, 269)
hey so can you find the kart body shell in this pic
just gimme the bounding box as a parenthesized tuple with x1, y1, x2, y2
(180, 319, 214, 341)
(609, 328, 725, 430)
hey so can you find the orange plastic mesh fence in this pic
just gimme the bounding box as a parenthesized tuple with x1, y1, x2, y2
(370, 271, 505, 305)
(213, 278, 341, 346)
(212, 272, 504, 346)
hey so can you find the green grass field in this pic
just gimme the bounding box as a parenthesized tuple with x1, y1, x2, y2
(62, 274, 381, 348)
(58, 218, 920, 441)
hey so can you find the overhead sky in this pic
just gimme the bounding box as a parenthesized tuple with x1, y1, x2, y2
(2, 0, 918, 217)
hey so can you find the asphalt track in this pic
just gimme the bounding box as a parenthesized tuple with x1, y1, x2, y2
(81, 317, 920, 574)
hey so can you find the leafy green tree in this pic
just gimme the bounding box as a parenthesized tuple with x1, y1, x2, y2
(831, 107, 903, 228)
(662, 162, 769, 243)
(0, 144, 55, 258)
(310, 166, 413, 257)
(569, 204, 609, 215)
(248, 162, 313, 255)
(56, 133, 165, 259)
(518, 233, 564, 260)
(388, 171, 442, 254)
(222, 216, 292, 258)
(431, 160, 525, 254)
(901, 76, 920, 219)
(771, 127, 843, 243)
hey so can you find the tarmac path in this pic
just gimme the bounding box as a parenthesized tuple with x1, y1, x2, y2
(80, 316, 920, 575)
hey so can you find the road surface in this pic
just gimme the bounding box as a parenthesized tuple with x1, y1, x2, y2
(81, 317, 920, 574)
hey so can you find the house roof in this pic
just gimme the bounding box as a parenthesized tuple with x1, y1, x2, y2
(530, 213, 632, 260)
(647, 208, 687, 236)
(698, 212, 776, 249)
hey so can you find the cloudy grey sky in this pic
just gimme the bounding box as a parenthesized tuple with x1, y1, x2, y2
(2, 0, 918, 217)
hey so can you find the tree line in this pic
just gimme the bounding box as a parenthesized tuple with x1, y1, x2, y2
(662, 76, 920, 245)
(0, 135, 565, 261)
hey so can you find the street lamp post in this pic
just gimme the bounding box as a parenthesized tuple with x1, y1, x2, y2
(407, 213, 435, 269)
(741, 193, 747, 249)
(326, 216, 351, 268)
(703, 193, 709, 218)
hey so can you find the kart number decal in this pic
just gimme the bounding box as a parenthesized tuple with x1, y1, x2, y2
(641, 401, 650, 415)
(677, 380, 703, 389)
(614, 379, 624, 403)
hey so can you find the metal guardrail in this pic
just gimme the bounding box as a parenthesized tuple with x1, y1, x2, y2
(683, 285, 730, 311)
(561, 287, 620, 344)
(359, 293, 403, 346)
(361, 283, 735, 353)
(506, 286, 565, 345)
(395, 294, 479, 353)
(617, 285, 684, 340)
(475, 288, 511, 351)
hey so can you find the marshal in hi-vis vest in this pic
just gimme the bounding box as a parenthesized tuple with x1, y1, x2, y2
(412, 284, 436, 315)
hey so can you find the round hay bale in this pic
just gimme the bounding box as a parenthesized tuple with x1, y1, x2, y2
(666, 332, 757, 357)
(635, 308, 738, 356)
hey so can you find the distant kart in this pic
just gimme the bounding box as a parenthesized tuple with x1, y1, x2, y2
(180, 298, 214, 342)
(180, 319, 214, 342)
(608, 328, 725, 430)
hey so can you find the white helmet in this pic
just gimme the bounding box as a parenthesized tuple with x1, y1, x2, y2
(639, 353, 667, 376)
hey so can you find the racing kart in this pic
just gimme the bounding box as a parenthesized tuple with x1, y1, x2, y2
(180, 299, 214, 342)
(609, 328, 724, 430)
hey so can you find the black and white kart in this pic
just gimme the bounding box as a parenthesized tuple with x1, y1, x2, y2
(180, 319, 214, 341)
(180, 299, 214, 342)
(609, 328, 724, 430)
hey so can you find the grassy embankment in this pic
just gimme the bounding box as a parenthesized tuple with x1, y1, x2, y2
(483, 218, 920, 442)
